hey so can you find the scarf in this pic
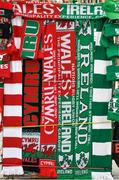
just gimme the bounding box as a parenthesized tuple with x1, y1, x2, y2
(20, 18, 43, 60)
(92, 18, 112, 171)
(0, 4, 13, 173)
(0, 1, 115, 179)
(74, 19, 93, 179)
(39, 22, 58, 178)
(20, 17, 43, 173)
(3, 15, 23, 175)
(56, 21, 76, 179)
(22, 59, 42, 173)
(74, 19, 113, 180)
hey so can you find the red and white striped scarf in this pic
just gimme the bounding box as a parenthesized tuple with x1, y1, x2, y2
(3, 16, 24, 175)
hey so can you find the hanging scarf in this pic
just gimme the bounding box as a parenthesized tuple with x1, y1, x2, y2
(39, 22, 58, 178)
(92, 18, 112, 171)
(22, 59, 42, 173)
(56, 21, 76, 179)
(3, 15, 23, 175)
(20, 18, 43, 60)
(74, 19, 113, 180)
(20, 17, 43, 173)
(74, 20, 94, 179)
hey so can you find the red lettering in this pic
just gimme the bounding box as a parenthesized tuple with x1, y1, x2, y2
(23, 158, 37, 163)
(24, 103, 38, 115)
(25, 61, 39, 73)
(24, 114, 38, 126)
(24, 87, 38, 103)
(25, 74, 39, 86)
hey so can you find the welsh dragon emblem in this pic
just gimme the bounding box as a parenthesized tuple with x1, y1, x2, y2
(76, 151, 89, 169)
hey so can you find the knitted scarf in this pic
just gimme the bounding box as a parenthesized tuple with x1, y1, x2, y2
(22, 59, 42, 173)
(74, 19, 113, 180)
(56, 21, 76, 179)
(39, 21, 58, 178)
(0, 2, 115, 179)
(3, 15, 23, 175)
(0, 2, 13, 175)
(20, 18, 43, 173)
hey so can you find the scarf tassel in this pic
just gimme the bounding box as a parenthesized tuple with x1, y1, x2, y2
(92, 172, 113, 180)
(3, 166, 23, 176)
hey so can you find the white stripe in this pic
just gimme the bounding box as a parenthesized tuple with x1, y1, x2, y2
(14, 38, 21, 49)
(10, 61, 22, 73)
(93, 88, 112, 102)
(3, 148, 22, 159)
(4, 106, 22, 117)
(3, 128, 22, 138)
(3, 166, 23, 175)
(12, 16, 23, 26)
(0, 113, 2, 124)
(92, 172, 113, 180)
(0, 131, 2, 152)
(94, 60, 112, 75)
(4, 84, 22, 95)
(92, 116, 112, 129)
(94, 30, 101, 46)
(93, 142, 111, 156)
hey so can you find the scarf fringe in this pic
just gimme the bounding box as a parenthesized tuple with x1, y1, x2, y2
(39, 167, 57, 178)
(92, 172, 113, 180)
(3, 166, 23, 176)
(0, 166, 3, 178)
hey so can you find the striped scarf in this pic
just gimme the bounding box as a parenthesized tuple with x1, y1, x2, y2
(92, 19, 112, 169)
(0, 2, 115, 179)
(74, 19, 113, 180)
(3, 16, 23, 175)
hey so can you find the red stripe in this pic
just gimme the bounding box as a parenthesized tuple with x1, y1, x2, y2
(0, 89, 3, 108)
(13, 26, 23, 37)
(3, 158, 22, 166)
(3, 117, 22, 126)
(0, 2, 13, 10)
(3, 137, 22, 148)
(4, 95, 22, 105)
(5, 72, 22, 83)
(12, 53, 21, 60)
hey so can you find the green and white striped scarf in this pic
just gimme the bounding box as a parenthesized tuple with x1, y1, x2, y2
(74, 19, 113, 180)
(92, 19, 112, 169)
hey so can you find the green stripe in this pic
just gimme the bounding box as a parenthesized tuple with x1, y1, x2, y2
(92, 155, 112, 168)
(94, 46, 108, 60)
(92, 129, 112, 142)
(93, 74, 112, 89)
(94, 19, 105, 31)
(92, 102, 108, 116)
(0, 83, 3, 88)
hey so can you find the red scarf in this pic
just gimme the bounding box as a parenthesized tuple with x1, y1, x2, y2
(39, 22, 58, 178)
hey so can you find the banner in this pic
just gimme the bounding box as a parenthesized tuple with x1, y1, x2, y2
(13, 2, 105, 19)
(56, 21, 76, 179)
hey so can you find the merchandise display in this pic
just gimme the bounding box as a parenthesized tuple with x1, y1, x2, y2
(0, 0, 118, 179)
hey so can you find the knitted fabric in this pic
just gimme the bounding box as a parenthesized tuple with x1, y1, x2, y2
(3, 16, 23, 175)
